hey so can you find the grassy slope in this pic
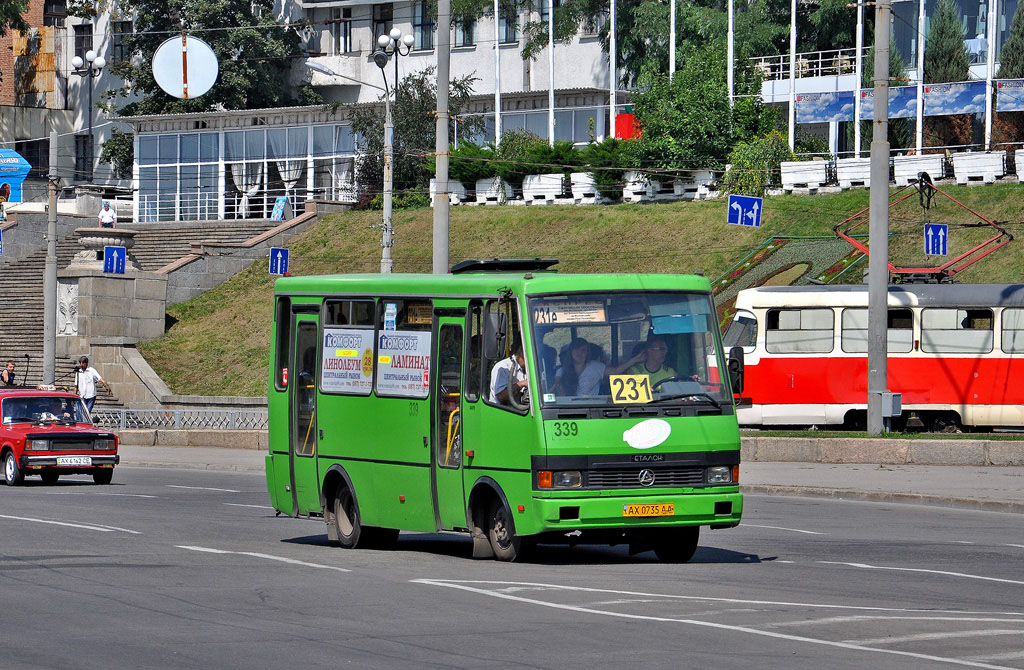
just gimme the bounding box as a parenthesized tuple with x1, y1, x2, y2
(139, 184, 1024, 396)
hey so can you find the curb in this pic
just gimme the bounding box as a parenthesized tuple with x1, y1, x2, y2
(742, 485, 1024, 514)
(118, 461, 265, 473)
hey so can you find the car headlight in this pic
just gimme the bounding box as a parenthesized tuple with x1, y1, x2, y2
(707, 466, 733, 484)
(26, 439, 50, 451)
(94, 439, 116, 451)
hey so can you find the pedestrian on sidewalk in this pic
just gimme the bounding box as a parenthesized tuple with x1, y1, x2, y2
(98, 201, 117, 228)
(75, 356, 108, 413)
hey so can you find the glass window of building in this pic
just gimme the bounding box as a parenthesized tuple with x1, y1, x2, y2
(372, 3, 393, 41)
(413, 0, 434, 50)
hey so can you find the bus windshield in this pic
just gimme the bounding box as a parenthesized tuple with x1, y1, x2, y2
(529, 292, 730, 408)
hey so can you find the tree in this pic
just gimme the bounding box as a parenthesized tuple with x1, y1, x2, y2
(923, 0, 973, 148)
(349, 67, 481, 200)
(992, 2, 1024, 142)
(0, 0, 29, 38)
(99, 0, 313, 172)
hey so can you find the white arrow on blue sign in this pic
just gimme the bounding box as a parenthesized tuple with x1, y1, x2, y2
(269, 247, 290, 275)
(924, 223, 948, 256)
(727, 194, 763, 228)
(103, 246, 126, 274)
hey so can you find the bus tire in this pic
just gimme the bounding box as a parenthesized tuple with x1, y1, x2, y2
(653, 526, 699, 563)
(486, 498, 523, 562)
(333, 485, 363, 549)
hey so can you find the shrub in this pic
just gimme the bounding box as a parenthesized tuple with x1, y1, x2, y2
(579, 137, 627, 201)
(723, 130, 795, 197)
(494, 129, 546, 190)
(366, 191, 432, 210)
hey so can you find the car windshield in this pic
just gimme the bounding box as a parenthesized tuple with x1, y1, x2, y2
(529, 291, 731, 408)
(1, 396, 90, 425)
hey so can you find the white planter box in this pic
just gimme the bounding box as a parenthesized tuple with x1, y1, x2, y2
(835, 158, 872, 189)
(781, 160, 828, 191)
(951, 151, 1005, 184)
(674, 170, 715, 200)
(429, 178, 467, 206)
(474, 177, 514, 205)
(522, 173, 568, 204)
(622, 171, 674, 202)
(1016, 149, 1024, 182)
(570, 172, 604, 204)
(893, 154, 945, 186)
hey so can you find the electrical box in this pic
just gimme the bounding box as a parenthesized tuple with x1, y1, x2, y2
(881, 392, 902, 418)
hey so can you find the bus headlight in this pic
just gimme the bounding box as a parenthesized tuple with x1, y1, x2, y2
(707, 466, 733, 484)
(26, 439, 50, 451)
(537, 470, 583, 489)
(94, 439, 116, 451)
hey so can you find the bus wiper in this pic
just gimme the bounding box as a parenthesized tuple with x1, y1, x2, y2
(651, 393, 721, 409)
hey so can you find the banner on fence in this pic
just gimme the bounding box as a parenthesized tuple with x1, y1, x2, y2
(996, 79, 1024, 111)
(923, 81, 986, 116)
(796, 92, 856, 124)
(858, 86, 919, 120)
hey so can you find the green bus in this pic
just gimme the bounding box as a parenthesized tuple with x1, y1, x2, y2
(266, 259, 745, 562)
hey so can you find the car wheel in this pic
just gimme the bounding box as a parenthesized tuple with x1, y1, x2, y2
(4, 451, 23, 486)
(92, 469, 113, 485)
(40, 471, 59, 485)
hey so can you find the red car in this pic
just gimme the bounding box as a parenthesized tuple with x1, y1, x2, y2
(1, 388, 119, 485)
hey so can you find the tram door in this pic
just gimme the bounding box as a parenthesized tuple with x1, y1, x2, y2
(289, 314, 321, 515)
(432, 313, 467, 530)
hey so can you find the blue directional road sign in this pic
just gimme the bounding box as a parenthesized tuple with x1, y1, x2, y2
(924, 223, 948, 256)
(728, 194, 763, 227)
(103, 246, 126, 274)
(269, 247, 289, 275)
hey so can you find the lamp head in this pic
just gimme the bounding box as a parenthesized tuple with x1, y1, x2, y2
(93, 56, 106, 69)
(72, 55, 84, 69)
(377, 34, 391, 49)
(389, 27, 402, 41)
(402, 34, 415, 47)
(85, 49, 97, 62)
(372, 50, 389, 70)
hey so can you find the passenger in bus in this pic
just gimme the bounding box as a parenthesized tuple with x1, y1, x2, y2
(489, 342, 529, 406)
(552, 337, 606, 396)
(606, 333, 678, 386)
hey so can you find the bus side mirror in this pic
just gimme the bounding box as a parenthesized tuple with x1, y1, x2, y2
(483, 312, 507, 359)
(728, 346, 744, 394)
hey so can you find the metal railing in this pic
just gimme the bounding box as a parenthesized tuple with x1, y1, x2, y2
(92, 408, 269, 431)
(750, 47, 869, 81)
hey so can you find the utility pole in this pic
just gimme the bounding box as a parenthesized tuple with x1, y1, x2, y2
(381, 91, 395, 274)
(43, 131, 58, 384)
(867, 0, 892, 435)
(433, 0, 450, 274)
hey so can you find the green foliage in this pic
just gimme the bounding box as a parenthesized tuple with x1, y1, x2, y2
(493, 129, 546, 188)
(579, 137, 627, 200)
(99, 128, 134, 179)
(0, 0, 28, 36)
(794, 133, 832, 158)
(526, 141, 579, 177)
(1001, 2, 1024, 78)
(445, 142, 498, 187)
(723, 130, 794, 196)
(350, 67, 481, 199)
(924, 0, 970, 84)
(367, 191, 433, 210)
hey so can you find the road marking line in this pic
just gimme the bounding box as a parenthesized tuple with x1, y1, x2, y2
(971, 651, 1024, 661)
(1006, 544, 1024, 549)
(952, 541, 976, 544)
(844, 630, 1024, 646)
(412, 580, 1019, 670)
(39, 492, 158, 498)
(770, 616, 1024, 628)
(742, 523, 825, 535)
(0, 513, 137, 533)
(176, 546, 350, 572)
(223, 503, 275, 509)
(167, 485, 240, 493)
(819, 561, 1024, 586)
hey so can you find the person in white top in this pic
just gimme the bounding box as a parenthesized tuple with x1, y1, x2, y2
(489, 342, 529, 406)
(75, 356, 107, 413)
(98, 201, 117, 228)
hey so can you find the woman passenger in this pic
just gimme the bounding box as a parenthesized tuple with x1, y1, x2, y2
(553, 337, 606, 396)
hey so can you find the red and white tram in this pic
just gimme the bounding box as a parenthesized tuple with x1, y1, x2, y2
(721, 284, 1024, 430)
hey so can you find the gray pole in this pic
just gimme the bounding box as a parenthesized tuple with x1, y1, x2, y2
(433, 0, 450, 274)
(43, 131, 58, 385)
(380, 89, 394, 273)
(867, 0, 891, 435)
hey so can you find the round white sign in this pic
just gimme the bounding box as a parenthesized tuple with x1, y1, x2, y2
(152, 35, 219, 99)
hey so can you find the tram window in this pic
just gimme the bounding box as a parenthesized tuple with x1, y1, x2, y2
(921, 308, 993, 353)
(723, 310, 757, 352)
(1001, 308, 1024, 353)
(765, 308, 834, 354)
(841, 308, 913, 353)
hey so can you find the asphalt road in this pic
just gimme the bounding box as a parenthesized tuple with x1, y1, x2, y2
(2, 466, 1022, 670)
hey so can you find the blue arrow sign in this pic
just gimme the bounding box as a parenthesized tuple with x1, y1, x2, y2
(103, 246, 126, 274)
(269, 247, 289, 275)
(727, 194, 763, 227)
(924, 223, 948, 256)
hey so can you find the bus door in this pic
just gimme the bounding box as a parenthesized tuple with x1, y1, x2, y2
(289, 313, 321, 516)
(431, 312, 467, 530)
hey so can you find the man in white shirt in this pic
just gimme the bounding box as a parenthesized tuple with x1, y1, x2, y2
(98, 201, 117, 228)
(489, 343, 529, 406)
(75, 356, 107, 413)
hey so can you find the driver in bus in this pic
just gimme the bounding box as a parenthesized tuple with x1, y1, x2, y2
(489, 341, 529, 406)
(606, 333, 679, 386)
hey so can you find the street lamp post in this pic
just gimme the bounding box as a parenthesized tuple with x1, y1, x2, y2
(373, 29, 414, 274)
(71, 49, 106, 183)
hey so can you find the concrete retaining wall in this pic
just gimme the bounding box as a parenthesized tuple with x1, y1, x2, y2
(119, 429, 267, 450)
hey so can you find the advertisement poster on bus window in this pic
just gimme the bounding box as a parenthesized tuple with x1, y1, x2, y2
(321, 328, 375, 395)
(376, 330, 431, 398)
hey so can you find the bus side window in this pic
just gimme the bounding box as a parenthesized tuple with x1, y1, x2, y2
(483, 300, 525, 410)
(467, 302, 483, 402)
(274, 297, 291, 390)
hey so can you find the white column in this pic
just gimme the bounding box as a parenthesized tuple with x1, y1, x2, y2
(217, 131, 226, 220)
(727, 0, 734, 106)
(670, 0, 676, 81)
(855, 0, 864, 157)
(788, 0, 797, 150)
(132, 132, 140, 223)
(494, 0, 502, 144)
(548, 0, 555, 146)
(916, 0, 926, 152)
(306, 125, 314, 200)
(609, 0, 617, 139)
(985, 0, 998, 149)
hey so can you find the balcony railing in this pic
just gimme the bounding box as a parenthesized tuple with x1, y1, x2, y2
(750, 47, 870, 81)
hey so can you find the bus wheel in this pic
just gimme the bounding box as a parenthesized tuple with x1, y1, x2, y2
(333, 486, 363, 549)
(653, 526, 699, 563)
(486, 499, 523, 562)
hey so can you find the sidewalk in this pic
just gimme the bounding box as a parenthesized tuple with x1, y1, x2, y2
(116, 445, 1024, 514)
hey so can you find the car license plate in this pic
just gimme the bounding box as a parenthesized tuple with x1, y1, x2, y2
(622, 503, 675, 517)
(56, 456, 91, 466)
